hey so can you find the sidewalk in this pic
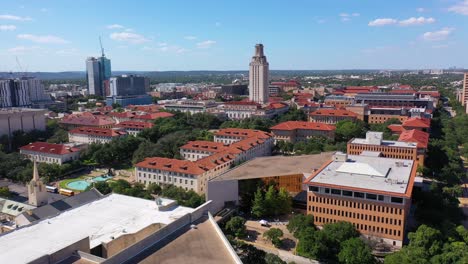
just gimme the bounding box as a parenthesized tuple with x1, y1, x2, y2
(241, 240, 319, 264)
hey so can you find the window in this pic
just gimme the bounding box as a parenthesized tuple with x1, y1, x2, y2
(391, 197, 403, 204)
(331, 189, 341, 195)
(354, 192, 365, 198)
(378, 195, 384, 201)
(324, 188, 330, 194)
(366, 193, 377, 200)
(343, 190, 352, 197)
(310, 186, 319, 192)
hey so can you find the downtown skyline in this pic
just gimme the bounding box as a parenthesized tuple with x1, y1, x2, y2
(1, 0, 468, 72)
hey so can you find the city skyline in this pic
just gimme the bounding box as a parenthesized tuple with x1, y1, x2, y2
(0, 0, 468, 71)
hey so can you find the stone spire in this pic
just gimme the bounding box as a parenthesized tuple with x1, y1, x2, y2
(28, 158, 48, 207)
(32, 159, 40, 181)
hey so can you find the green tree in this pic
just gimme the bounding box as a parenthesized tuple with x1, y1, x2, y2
(338, 238, 374, 264)
(335, 120, 367, 142)
(296, 227, 329, 260)
(0, 187, 11, 198)
(287, 214, 314, 237)
(251, 188, 266, 218)
(264, 253, 286, 264)
(277, 188, 292, 215)
(263, 228, 284, 248)
(147, 183, 162, 195)
(94, 181, 112, 195)
(264, 185, 279, 216)
(225, 216, 247, 238)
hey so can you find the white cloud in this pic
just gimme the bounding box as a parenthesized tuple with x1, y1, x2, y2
(368, 18, 398, 26)
(317, 19, 326, 24)
(196, 40, 216, 49)
(352, 13, 360, 17)
(109, 32, 150, 44)
(0, 14, 32, 21)
(141, 46, 154, 51)
(184, 35, 197, 40)
(0, 25, 16, 31)
(107, 24, 124, 29)
(448, 0, 468, 15)
(422, 27, 455, 41)
(339, 13, 359, 22)
(368, 17, 435, 26)
(416, 7, 426, 13)
(7, 46, 40, 54)
(399, 17, 435, 26)
(158, 42, 168, 47)
(17, 34, 69, 44)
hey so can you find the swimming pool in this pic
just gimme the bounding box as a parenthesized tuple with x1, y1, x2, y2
(66, 180, 90, 191)
(65, 175, 114, 191)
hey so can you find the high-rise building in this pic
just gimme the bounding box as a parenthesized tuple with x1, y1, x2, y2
(86, 54, 111, 96)
(106, 75, 151, 107)
(460, 73, 468, 107)
(249, 44, 269, 104)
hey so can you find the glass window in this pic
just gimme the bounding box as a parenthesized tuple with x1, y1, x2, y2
(378, 195, 384, 201)
(309, 186, 319, 192)
(331, 189, 341, 195)
(391, 197, 403, 204)
(354, 192, 365, 198)
(366, 193, 377, 200)
(343, 190, 352, 197)
(324, 188, 330, 194)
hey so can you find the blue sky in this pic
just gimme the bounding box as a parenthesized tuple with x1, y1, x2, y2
(0, 0, 468, 71)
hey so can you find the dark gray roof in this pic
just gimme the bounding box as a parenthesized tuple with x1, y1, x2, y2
(21, 189, 103, 223)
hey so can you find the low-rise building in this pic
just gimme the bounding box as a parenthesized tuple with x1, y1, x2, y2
(60, 112, 115, 130)
(213, 128, 272, 144)
(164, 100, 217, 114)
(324, 95, 355, 108)
(68, 127, 127, 144)
(180, 141, 228, 161)
(309, 109, 358, 124)
(305, 152, 417, 247)
(270, 121, 336, 143)
(19, 142, 81, 165)
(116, 120, 153, 136)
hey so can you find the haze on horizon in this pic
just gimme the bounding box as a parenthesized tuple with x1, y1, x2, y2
(1, 0, 468, 72)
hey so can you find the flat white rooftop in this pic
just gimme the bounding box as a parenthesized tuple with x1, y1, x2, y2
(0, 194, 194, 264)
(351, 138, 417, 148)
(309, 155, 414, 195)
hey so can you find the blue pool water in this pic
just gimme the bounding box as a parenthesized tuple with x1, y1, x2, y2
(66, 175, 114, 191)
(66, 180, 90, 191)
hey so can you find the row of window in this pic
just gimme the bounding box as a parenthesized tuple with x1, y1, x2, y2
(314, 216, 402, 237)
(310, 195, 403, 214)
(138, 168, 195, 178)
(310, 206, 403, 226)
(349, 145, 415, 154)
(309, 186, 404, 204)
(139, 179, 192, 191)
(139, 173, 194, 186)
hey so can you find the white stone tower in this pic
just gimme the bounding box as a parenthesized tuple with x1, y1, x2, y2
(249, 44, 269, 104)
(28, 159, 48, 207)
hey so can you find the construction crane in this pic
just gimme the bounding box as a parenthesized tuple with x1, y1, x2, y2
(99, 36, 105, 57)
(15, 56, 28, 78)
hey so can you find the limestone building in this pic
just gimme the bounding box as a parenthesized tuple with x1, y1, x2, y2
(249, 44, 269, 104)
(28, 160, 48, 207)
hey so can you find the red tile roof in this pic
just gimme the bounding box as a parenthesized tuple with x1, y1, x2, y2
(180, 141, 227, 153)
(60, 112, 115, 127)
(136, 157, 207, 175)
(398, 85, 413, 89)
(126, 104, 163, 112)
(20, 142, 80, 155)
(267, 102, 289, 110)
(390, 89, 417, 94)
(109, 112, 137, 118)
(225, 101, 261, 106)
(310, 109, 358, 117)
(418, 91, 440, 98)
(271, 121, 336, 131)
(69, 127, 127, 137)
(402, 117, 431, 128)
(116, 121, 154, 129)
(387, 124, 405, 133)
(270, 81, 300, 86)
(398, 129, 429, 149)
(214, 128, 272, 139)
(134, 112, 174, 120)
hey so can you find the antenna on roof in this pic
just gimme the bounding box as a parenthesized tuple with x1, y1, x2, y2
(99, 36, 105, 57)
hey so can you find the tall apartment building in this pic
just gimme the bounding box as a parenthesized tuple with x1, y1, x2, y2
(347, 131, 426, 166)
(305, 152, 417, 247)
(249, 44, 269, 104)
(0, 78, 49, 108)
(106, 75, 151, 107)
(86, 55, 111, 96)
(460, 73, 468, 109)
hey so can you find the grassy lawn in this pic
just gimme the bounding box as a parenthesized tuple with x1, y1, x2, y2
(59, 176, 88, 191)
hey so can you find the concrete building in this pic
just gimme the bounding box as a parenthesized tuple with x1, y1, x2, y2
(59, 112, 115, 130)
(309, 109, 358, 124)
(164, 100, 217, 114)
(324, 95, 355, 108)
(20, 142, 81, 165)
(116, 120, 153, 136)
(348, 131, 425, 166)
(180, 141, 228, 161)
(28, 160, 48, 207)
(0, 108, 47, 137)
(68, 127, 127, 144)
(249, 44, 269, 104)
(305, 152, 417, 247)
(0, 194, 239, 264)
(220, 84, 248, 96)
(106, 75, 151, 107)
(207, 153, 334, 213)
(354, 93, 432, 109)
(270, 121, 336, 143)
(460, 73, 468, 108)
(86, 55, 111, 96)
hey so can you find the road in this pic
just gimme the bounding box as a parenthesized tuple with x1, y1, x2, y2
(242, 240, 319, 264)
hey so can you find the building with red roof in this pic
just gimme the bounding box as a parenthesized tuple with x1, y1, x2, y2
(59, 112, 115, 130)
(271, 121, 336, 143)
(136, 128, 274, 194)
(20, 142, 81, 165)
(68, 127, 127, 144)
(398, 129, 429, 166)
(116, 121, 154, 136)
(402, 117, 430, 132)
(270, 80, 301, 92)
(132, 112, 175, 122)
(309, 109, 358, 124)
